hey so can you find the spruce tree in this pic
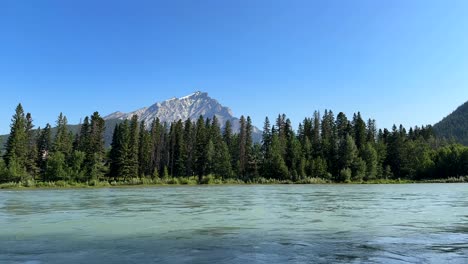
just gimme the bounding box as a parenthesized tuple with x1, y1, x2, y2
(352, 112, 367, 150)
(5, 104, 28, 180)
(337, 134, 358, 181)
(238, 116, 247, 178)
(194, 116, 207, 182)
(213, 141, 232, 179)
(53, 113, 73, 156)
(25, 113, 39, 178)
(127, 115, 139, 178)
(36, 124, 52, 177)
(138, 121, 152, 177)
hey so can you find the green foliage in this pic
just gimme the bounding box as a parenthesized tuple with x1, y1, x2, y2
(163, 166, 170, 179)
(351, 157, 366, 182)
(433, 100, 468, 145)
(361, 143, 378, 180)
(339, 168, 352, 183)
(2, 103, 468, 186)
(45, 152, 67, 181)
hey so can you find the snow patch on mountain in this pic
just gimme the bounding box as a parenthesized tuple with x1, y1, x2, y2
(104, 91, 260, 138)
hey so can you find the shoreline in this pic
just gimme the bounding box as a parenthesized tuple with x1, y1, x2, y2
(1, 176, 466, 190)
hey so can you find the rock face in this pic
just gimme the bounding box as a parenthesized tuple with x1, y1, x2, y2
(104, 91, 261, 137)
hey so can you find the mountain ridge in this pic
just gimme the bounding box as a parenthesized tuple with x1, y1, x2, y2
(433, 100, 468, 145)
(0, 92, 261, 150)
(103, 91, 261, 138)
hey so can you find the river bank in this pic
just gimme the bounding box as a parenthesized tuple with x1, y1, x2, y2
(1, 176, 467, 190)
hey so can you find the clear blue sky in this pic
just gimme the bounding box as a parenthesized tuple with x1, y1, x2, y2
(1, 0, 468, 134)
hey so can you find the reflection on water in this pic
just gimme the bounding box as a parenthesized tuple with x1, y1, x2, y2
(0, 184, 467, 263)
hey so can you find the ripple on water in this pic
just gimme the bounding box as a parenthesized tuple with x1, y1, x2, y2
(1, 184, 468, 264)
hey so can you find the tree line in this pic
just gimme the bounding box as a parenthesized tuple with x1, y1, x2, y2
(1, 103, 467, 184)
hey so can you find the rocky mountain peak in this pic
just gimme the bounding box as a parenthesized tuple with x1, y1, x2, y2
(104, 92, 260, 139)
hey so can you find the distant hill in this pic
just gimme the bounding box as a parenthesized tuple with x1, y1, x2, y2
(434, 101, 468, 145)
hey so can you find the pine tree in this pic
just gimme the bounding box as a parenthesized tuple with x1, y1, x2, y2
(25, 113, 39, 178)
(45, 152, 67, 181)
(75, 116, 90, 153)
(311, 111, 321, 156)
(194, 116, 207, 182)
(337, 134, 358, 181)
(352, 112, 367, 150)
(183, 119, 195, 176)
(36, 124, 52, 177)
(261, 117, 272, 178)
(270, 134, 289, 180)
(361, 143, 378, 180)
(367, 119, 377, 143)
(245, 116, 254, 179)
(205, 139, 215, 175)
(138, 121, 152, 177)
(213, 141, 232, 179)
(238, 116, 247, 178)
(150, 118, 163, 176)
(5, 104, 28, 181)
(109, 124, 122, 179)
(82, 112, 106, 180)
(53, 113, 73, 156)
(336, 112, 350, 140)
(127, 115, 139, 178)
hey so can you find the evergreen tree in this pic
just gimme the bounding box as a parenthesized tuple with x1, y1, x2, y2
(194, 116, 207, 182)
(127, 115, 139, 178)
(45, 152, 67, 181)
(311, 111, 321, 156)
(337, 134, 358, 181)
(4, 104, 28, 181)
(245, 116, 254, 178)
(269, 134, 289, 180)
(36, 124, 52, 177)
(150, 118, 164, 176)
(336, 112, 350, 140)
(352, 112, 367, 150)
(182, 119, 195, 176)
(53, 113, 73, 156)
(75, 116, 90, 153)
(109, 124, 122, 179)
(361, 143, 378, 180)
(25, 113, 39, 178)
(213, 141, 233, 179)
(82, 112, 106, 180)
(261, 117, 272, 178)
(138, 121, 152, 177)
(238, 116, 247, 178)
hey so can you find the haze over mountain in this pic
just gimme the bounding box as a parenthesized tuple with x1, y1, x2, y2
(434, 100, 468, 145)
(104, 91, 261, 137)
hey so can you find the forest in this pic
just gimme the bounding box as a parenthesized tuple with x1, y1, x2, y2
(1, 103, 467, 186)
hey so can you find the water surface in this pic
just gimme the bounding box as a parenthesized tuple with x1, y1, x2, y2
(1, 184, 467, 263)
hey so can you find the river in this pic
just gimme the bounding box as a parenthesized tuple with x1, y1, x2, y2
(0, 184, 467, 263)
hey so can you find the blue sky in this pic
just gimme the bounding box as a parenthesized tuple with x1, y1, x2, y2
(1, 0, 468, 134)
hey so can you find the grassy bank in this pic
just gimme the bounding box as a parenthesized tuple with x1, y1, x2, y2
(1, 176, 467, 190)
(0, 176, 332, 189)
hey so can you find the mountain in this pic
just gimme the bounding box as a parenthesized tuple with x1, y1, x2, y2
(0, 92, 261, 151)
(104, 91, 261, 139)
(434, 100, 468, 145)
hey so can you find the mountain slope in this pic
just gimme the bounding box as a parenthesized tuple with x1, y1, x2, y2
(434, 101, 468, 145)
(104, 91, 261, 138)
